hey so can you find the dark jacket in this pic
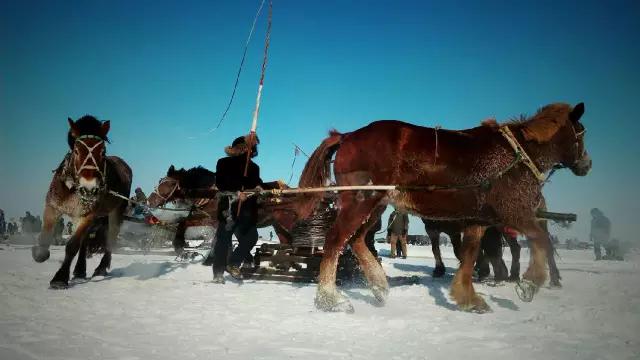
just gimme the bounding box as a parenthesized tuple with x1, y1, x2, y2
(388, 211, 409, 236)
(215, 155, 263, 223)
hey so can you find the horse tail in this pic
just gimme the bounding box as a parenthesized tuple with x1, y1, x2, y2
(294, 130, 344, 220)
(299, 130, 343, 188)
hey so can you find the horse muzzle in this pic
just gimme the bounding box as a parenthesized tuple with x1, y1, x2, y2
(571, 155, 592, 176)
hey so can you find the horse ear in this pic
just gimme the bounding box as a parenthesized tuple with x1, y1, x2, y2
(521, 119, 562, 143)
(68, 117, 79, 137)
(168, 165, 175, 175)
(569, 103, 585, 123)
(100, 120, 111, 138)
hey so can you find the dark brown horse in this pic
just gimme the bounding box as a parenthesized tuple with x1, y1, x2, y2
(299, 102, 590, 312)
(32, 116, 132, 288)
(147, 165, 299, 249)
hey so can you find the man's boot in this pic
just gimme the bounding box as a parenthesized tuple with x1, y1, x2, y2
(212, 271, 225, 284)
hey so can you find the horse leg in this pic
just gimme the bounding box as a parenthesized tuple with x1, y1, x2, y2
(172, 219, 187, 256)
(93, 211, 120, 277)
(428, 231, 445, 278)
(73, 235, 88, 279)
(450, 231, 462, 262)
(506, 236, 521, 282)
(517, 220, 549, 301)
(485, 232, 508, 282)
(537, 220, 561, 287)
(350, 205, 388, 304)
(315, 194, 381, 313)
(50, 216, 93, 288)
(32, 205, 60, 263)
(450, 225, 491, 312)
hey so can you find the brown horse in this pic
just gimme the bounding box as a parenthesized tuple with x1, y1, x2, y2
(299, 102, 590, 312)
(32, 116, 132, 288)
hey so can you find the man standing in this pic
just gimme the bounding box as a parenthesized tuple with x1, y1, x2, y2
(212, 135, 280, 283)
(590, 208, 611, 260)
(0, 209, 6, 238)
(388, 210, 409, 259)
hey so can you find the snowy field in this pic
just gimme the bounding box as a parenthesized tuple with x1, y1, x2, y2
(1, 237, 639, 360)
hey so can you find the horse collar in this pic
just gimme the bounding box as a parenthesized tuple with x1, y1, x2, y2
(498, 126, 546, 183)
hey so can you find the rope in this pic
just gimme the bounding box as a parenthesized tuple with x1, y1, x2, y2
(287, 145, 299, 185)
(433, 125, 441, 166)
(499, 126, 546, 183)
(207, 0, 267, 134)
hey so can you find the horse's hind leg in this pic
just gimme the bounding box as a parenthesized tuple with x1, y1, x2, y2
(315, 193, 381, 313)
(350, 205, 389, 304)
(450, 225, 490, 312)
(73, 237, 88, 279)
(32, 205, 60, 263)
(428, 230, 445, 278)
(50, 216, 93, 289)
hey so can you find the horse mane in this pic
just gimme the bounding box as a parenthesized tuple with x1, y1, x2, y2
(480, 103, 572, 143)
(67, 115, 110, 149)
(173, 166, 216, 189)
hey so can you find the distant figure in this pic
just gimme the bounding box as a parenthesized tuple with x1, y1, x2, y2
(131, 187, 148, 217)
(53, 218, 65, 245)
(0, 209, 6, 237)
(21, 211, 36, 234)
(65, 221, 74, 235)
(388, 210, 409, 259)
(590, 208, 611, 260)
(35, 216, 42, 232)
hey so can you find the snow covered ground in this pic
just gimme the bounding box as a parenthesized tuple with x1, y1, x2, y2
(1, 237, 638, 360)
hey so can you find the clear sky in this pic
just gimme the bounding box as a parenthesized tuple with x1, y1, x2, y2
(1, 0, 639, 243)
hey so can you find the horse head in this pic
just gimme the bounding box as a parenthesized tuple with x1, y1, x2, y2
(520, 102, 591, 176)
(147, 165, 183, 208)
(67, 116, 110, 196)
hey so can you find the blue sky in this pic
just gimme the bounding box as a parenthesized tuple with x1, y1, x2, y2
(1, 0, 639, 243)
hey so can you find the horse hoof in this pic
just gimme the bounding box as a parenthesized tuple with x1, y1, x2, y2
(459, 295, 492, 313)
(92, 269, 108, 277)
(371, 285, 389, 306)
(507, 275, 520, 283)
(72, 274, 87, 280)
(49, 280, 69, 289)
(314, 289, 355, 314)
(32, 246, 50, 263)
(515, 279, 539, 302)
(432, 265, 446, 278)
(549, 280, 562, 289)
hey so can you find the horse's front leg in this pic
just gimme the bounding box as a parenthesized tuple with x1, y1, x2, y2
(73, 236, 88, 279)
(93, 210, 122, 277)
(517, 220, 550, 301)
(450, 225, 490, 312)
(315, 194, 379, 313)
(428, 230, 446, 278)
(50, 216, 93, 289)
(32, 205, 60, 263)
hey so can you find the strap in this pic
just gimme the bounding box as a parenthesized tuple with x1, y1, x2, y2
(499, 126, 546, 183)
